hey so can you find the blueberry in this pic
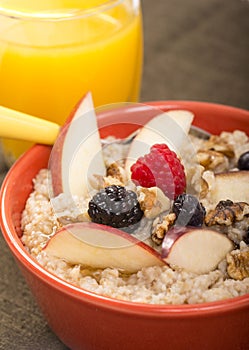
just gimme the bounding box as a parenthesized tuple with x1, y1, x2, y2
(244, 227, 249, 245)
(173, 194, 206, 227)
(238, 151, 249, 170)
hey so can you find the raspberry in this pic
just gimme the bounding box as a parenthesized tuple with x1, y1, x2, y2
(88, 185, 143, 233)
(130, 144, 186, 199)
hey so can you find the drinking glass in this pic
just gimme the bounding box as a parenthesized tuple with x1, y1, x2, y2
(0, 0, 143, 164)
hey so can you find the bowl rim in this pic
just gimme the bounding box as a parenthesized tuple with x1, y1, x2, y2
(1, 100, 249, 317)
(148, 99, 249, 113)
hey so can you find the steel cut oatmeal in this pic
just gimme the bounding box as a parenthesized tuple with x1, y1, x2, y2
(21, 127, 249, 305)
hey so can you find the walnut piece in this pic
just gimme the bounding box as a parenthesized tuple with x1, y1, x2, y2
(107, 163, 124, 181)
(103, 176, 124, 187)
(151, 213, 176, 245)
(105, 163, 127, 185)
(200, 177, 209, 199)
(137, 186, 171, 219)
(186, 163, 208, 199)
(227, 250, 249, 280)
(102, 162, 127, 187)
(197, 150, 229, 173)
(202, 135, 235, 158)
(58, 212, 91, 226)
(205, 200, 249, 226)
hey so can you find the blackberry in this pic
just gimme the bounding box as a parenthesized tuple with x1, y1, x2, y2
(238, 151, 249, 170)
(88, 185, 143, 232)
(173, 193, 206, 227)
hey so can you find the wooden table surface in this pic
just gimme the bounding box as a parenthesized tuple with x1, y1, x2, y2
(0, 0, 248, 349)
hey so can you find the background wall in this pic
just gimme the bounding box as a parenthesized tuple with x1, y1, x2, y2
(141, 0, 249, 109)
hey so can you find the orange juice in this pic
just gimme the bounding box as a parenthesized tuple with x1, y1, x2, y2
(0, 0, 143, 163)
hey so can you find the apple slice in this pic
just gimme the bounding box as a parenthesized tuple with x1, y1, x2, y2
(44, 222, 165, 273)
(125, 110, 194, 178)
(162, 227, 233, 274)
(210, 171, 249, 205)
(49, 92, 106, 197)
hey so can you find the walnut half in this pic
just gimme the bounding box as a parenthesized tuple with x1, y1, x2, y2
(197, 150, 229, 173)
(205, 200, 249, 226)
(227, 250, 249, 280)
(151, 213, 176, 245)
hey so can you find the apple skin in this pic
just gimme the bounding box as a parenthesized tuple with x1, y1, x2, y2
(162, 226, 233, 274)
(43, 222, 166, 273)
(49, 92, 106, 197)
(125, 110, 194, 178)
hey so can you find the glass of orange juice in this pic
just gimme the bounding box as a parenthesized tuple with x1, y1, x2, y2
(0, 0, 143, 165)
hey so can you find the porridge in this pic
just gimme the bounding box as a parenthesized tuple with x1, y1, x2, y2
(21, 110, 249, 305)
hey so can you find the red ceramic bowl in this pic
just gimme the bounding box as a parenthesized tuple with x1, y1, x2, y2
(1, 101, 249, 350)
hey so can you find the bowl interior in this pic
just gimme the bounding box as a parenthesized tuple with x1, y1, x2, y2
(96, 101, 249, 137)
(1, 101, 249, 313)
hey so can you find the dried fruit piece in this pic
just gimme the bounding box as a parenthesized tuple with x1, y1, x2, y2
(131, 144, 186, 199)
